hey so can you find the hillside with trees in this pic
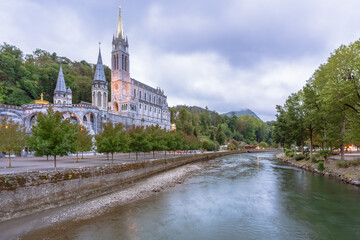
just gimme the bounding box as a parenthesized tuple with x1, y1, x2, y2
(273, 39, 360, 160)
(170, 105, 274, 149)
(0, 43, 111, 105)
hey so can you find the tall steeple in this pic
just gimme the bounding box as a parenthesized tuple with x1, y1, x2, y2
(54, 65, 66, 93)
(92, 44, 108, 111)
(93, 46, 106, 83)
(54, 65, 72, 105)
(116, 5, 124, 39)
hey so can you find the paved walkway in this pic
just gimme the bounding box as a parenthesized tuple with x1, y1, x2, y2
(0, 151, 202, 175)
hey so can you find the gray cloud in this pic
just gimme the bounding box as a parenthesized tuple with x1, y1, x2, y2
(1, 0, 360, 121)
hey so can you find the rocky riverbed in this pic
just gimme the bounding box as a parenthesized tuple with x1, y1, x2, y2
(2, 162, 207, 240)
(276, 153, 360, 186)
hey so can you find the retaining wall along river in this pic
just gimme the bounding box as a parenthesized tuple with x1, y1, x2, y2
(0, 151, 260, 222)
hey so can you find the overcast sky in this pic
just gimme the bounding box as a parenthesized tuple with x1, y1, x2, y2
(1, 0, 360, 121)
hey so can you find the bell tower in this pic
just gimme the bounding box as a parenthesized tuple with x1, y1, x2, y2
(111, 5, 130, 110)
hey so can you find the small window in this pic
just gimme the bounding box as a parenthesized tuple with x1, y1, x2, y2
(140, 104, 142, 109)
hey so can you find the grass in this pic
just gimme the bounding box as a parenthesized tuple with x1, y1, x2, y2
(336, 159, 360, 168)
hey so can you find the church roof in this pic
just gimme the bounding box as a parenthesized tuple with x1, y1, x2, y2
(116, 5, 124, 40)
(93, 47, 106, 83)
(54, 65, 67, 93)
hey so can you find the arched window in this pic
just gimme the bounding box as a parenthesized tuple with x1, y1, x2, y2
(134, 89, 136, 97)
(92, 92, 95, 105)
(103, 93, 106, 108)
(140, 91, 142, 99)
(114, 102, 119, 112)
(97, 92, 101, 107)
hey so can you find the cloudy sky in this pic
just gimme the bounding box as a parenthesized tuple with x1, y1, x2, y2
(1, 0, 360, 121)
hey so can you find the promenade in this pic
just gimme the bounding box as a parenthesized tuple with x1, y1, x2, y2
(0, 151, 200, 175)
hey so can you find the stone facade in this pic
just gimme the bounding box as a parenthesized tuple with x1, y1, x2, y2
(0, 6, 171, 134)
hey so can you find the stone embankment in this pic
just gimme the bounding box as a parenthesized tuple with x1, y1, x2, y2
(276, 153, 360, 186)
(0, 150, 256, 223)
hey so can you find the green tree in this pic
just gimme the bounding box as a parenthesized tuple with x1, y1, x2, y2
(216, 131, 226, 145)
(128, 126, 151, 160)
(147, 125, 167, 158)
(0, 116, 26, 168)
(27, 107, 78, 168)
(95, 122, 128, 163)
(75, 125, 93, 162)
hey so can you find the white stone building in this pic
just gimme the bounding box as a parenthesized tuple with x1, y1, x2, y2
(0, 6, 171, 134)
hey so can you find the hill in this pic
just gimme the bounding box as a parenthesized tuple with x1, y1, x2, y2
(0, 43, 111, 106)
(221, 109, 261, 120)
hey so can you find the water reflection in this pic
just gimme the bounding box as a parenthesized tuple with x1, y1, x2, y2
(24, 152, 360, 240)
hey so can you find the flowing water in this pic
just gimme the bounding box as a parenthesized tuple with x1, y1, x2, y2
(24, 152, 360, 240)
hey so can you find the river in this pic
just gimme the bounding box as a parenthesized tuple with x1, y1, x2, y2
(22, 152, 360, 240)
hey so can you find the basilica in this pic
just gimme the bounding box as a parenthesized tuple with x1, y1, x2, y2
(0, 6, 171, 134)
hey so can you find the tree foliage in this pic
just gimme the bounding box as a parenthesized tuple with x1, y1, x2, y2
(27, 107, 77, 167)
(0, 43, 111, 105)
(0, 116, 26, 167)
(274, 39, 360, 160)
(95, 122, 128, 162)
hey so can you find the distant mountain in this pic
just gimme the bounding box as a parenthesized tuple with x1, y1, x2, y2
(221, 109, 261, 120)
(173, 105, 217, 115)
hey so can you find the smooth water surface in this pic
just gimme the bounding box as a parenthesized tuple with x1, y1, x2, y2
(29, 152, 360, 240)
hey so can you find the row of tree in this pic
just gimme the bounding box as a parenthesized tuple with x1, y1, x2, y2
(273, 39, 360, 160)
(0, 43, 111, 106)
(0, 108, 201, 168)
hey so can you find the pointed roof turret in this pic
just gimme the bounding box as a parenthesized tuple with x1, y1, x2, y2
(93, 46, 106, 83)
(116, 5, 124, 39)
(54, 65, 66, 93)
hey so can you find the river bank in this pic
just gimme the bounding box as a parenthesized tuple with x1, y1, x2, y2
(1, 150, 268, 239)
(13, 162, 209, 240)
(276, 153, 360, 186)
(2, 151, 248, 223)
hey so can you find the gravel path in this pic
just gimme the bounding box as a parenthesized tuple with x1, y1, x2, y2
(3, 162, 206, 240)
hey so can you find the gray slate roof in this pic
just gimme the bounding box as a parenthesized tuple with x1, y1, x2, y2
(54, 65, 66, 93)
(93, 48, 106, 83)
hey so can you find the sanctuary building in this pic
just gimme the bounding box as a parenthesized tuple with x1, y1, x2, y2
(0, 6, 171, 134)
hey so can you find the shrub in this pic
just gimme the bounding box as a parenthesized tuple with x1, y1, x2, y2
(227, 143, 236, 151)
(295, 154, 305, 161)
(311, 155, 317, 163)
(285, 148, 294, 157)
(259, 142, 268, 148)
(303, 149, 310, 153)
(336, 159, 360, 168)
(317, 161, 324, 171)
(336, 160, 349, 168)
(318, 150, 332, 160)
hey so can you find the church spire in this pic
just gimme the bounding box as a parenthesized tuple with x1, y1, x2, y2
(93, 45, 106, 83)
(54, 65, 66, 93)
(116, 5, 124, 39)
